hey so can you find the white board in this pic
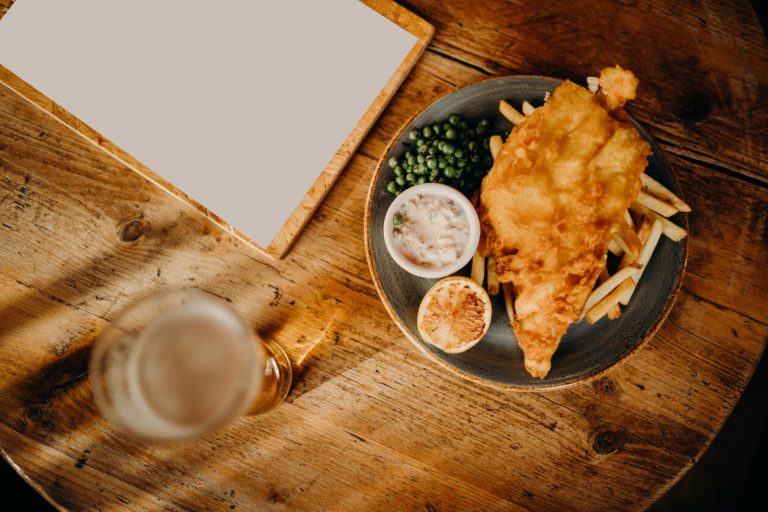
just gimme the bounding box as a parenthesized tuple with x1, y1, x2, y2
(0, 0, 417, 250)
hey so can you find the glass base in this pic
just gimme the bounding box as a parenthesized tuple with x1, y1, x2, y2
(266, 339, 293, 404)
(247, 339, 293, 415)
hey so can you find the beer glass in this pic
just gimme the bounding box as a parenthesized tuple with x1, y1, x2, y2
(89, 289, 292, 440)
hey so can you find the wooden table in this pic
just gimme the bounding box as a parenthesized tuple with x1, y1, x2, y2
(1, 1, 766, 510)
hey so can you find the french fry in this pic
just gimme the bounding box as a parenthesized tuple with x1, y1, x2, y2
(586, 278, 635, 324)
(580, 264, 641, 319)
(623, 210, 635, 230)
(618, 217, 652, 271)
(612, 229, 640, 260)
(630, 203, 687, 241)
(611, 234, 629, 255)
(502, 283, 515, 325)
(640, 173, 691, 212)
(499, 99, 525, 126)
(521, 100, 536, 116)
(619, 219, 663, 305)
(471, 252, 485, 286)
(607, 237, 624, 256)
(607, 305, 622, 320)
(486, 256, 500, 295)
(620, 224, 642, 258)
(489, 135, 503, 160)
(636, 216, 653, 241)
(597, 267, 621, 319)
(636, 190, 678, 218)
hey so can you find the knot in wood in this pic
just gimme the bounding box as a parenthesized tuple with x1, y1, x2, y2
(117, 218, 148, 242)
(592, 429, 626, 454)
(592, 376, 617, 395)
(675, 93, 711, 124)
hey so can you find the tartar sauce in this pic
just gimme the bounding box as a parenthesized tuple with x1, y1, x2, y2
(392, 194, 470, 268)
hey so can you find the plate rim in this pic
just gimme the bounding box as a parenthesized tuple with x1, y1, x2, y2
(363, 74, 689, 392)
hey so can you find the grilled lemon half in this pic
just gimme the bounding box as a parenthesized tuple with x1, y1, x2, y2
(417, 276, 492, 354)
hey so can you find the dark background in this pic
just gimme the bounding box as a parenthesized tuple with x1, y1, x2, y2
(2, 2, 766, 511)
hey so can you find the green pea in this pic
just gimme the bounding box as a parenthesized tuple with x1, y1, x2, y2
(479, 118, 489, 127)
(417, 176, 427, 184)
(427, 158, 437, 170)
(428, 146, 438, 156)
(406, 172, 416, 184)
(432, 124, 441, 135)
(445, 128, 458, 140)
(442, 122, 452, 131)
(395, 175, 405, 186)
(471, 154, 480, 164)
(409, 130, 419, 141)
(388, 157, 399, 168)
(444, 166, 456, 178)
(422, 126, 433, 138)
(468, 141, 478, 152)
(429, 169, 439, 180)
(387, 181, 398, 194)
(454, 149, 464, 159)
(393, 213, 403, 225)
(407, 155, 416, 165)
(417, 144, 428, 155)
(458, 121, 468, 130)
(416, 164, 428, 175)
(394, 166, 404, 177)
(442, 143, 455, 155)
(449, 114, 460, 126)
(416, 137, 426, 146)
(456, 159, 466, 169)
(438, 159, 446, 169)
(405, 150, 414, 159)
(417, 154, 425, 164)
(476, 125, 487, 136)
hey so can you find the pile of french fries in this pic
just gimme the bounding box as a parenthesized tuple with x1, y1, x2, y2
(470, 89, 690, 328)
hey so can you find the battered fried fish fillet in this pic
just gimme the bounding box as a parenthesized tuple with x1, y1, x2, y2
(478, 66, 651, 378)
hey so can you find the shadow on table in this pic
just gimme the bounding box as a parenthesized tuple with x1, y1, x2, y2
(0, 215, 203, 435)
(650, 347, 768, 511)
(10, 344, 93, 436)
(0, 214, 245, 508)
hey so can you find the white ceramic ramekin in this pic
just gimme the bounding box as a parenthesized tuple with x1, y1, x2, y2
(382, 183, 481, 279)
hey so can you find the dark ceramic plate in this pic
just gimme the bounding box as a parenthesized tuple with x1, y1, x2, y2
(364, 76, 688, 391)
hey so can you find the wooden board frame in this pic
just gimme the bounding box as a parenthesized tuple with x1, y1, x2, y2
(0, 0, 433, 259)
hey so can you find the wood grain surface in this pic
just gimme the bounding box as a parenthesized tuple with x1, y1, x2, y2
(1, 0, 766, 510)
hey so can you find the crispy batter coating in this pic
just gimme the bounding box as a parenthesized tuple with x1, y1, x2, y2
(478, 67, 651, 378)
